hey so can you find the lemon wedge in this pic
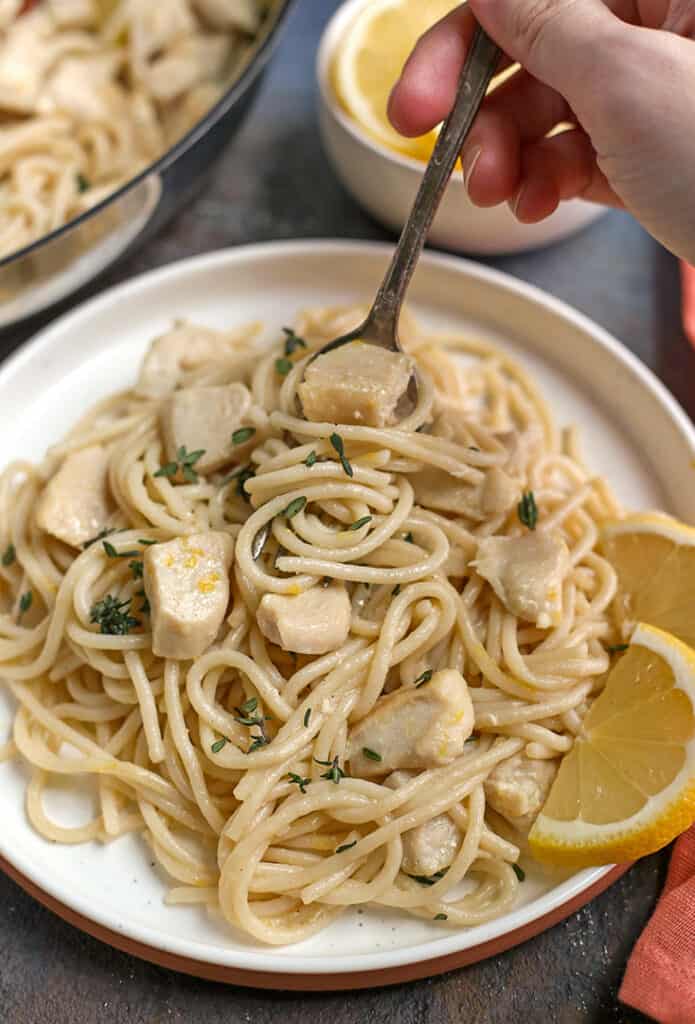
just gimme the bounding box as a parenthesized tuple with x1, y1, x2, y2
(600, 512, 695, 649)
(332, 0, 459, 162)
(529, 622, 695, 867)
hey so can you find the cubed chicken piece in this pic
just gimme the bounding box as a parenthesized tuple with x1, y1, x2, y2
(480, 466, 520, 518)
(299, 342, 414, 427)
(192, 0, 260, 32)
(485, 753, 558, 833)
(348, 670, 474, 778)
(122, 1, 196, 65)
(36, 445, 113, 548)
(0, 11, 59, 114)
(409, 467, 479, 517)
(46, 0, 96, 28)
(257, 583, 350, 655)
(144, 532, 233, 660)
(38, 53, 122, 121)
(495, 425, 544, 479)
(160, 384, 252, 475)
(429, 401, 473, 446)
(409, 465, 518, 521)
(136, 322, 236, 399)
(472, 531, 570, 628)
(140, 34, 230, 104)
(385, 770, 461, 877)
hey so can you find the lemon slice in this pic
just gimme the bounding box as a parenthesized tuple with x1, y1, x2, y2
(600, 513, 695, 649)
(332, 0, 459, 162)
(529, 622, 695, 867)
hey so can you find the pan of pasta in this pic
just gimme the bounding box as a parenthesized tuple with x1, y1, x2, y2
(0, 0, 293, 327)
(0, 241, 694, 988)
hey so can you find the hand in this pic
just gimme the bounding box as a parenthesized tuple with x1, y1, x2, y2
(388, 0, 695, 262)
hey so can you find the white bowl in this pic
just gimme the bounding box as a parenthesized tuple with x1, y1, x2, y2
(316, 0, 605, 256)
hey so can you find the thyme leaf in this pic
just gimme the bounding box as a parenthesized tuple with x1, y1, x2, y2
(517, 491, 538, 531)
(329, 433, 353, 477)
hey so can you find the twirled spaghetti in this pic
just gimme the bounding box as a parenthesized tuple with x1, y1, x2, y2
(0, 305, 624, 944)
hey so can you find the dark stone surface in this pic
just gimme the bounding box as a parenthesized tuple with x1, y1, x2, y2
(1, 1, 693, 1021)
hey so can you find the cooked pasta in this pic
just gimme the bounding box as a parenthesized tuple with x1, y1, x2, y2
(0, 305, 624, 944)
(0, 0, 265, 260)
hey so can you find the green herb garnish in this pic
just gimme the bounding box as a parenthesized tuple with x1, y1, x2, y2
(211, 738, 227, 754)
(349, 516, 372, 531)
(304, 450, 318, 467)
(303, 708, 311, 728)
(154, 446, 205, 484)
(282, 496, 307, 519)
(275, 357, 293, 376)
(82, 528, 117, 550)
(138, 539, 157, 546)
(235, 466, 255, 499)
(335, 840, 357, 854)
(18, 591, 32, 617)
(314, 755, 346, 785)
(287, 772, 310, 794)
(392, 584, 401, 596)
(76, 172, 90, 193)
(434, 913, 448, 921)
(282, 327, 307, 356)
(608, 643, 629, 654)
(414, 669, 433, 688)
(89, 595, 139, 635)
(129, 559, 144, 580)
(512, 863, 526, 882)
(102, 540, 139, 559)
(404, 532, 414, 544)
(517, 491, 538, 531)
(329, 433, 353, 477)
(234, 697, 270, 752)
(1, 544, 15, 567)
(410, 868, 448, 886)
(231, 427, 255, 446)
(362, 747, 382, 763)
(135, 589, 150, 614)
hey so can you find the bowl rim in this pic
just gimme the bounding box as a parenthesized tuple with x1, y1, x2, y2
(316, 0, 450, 180)
(0, 0, 296, 273)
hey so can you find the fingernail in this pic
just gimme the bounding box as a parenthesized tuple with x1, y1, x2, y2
(510, 185, 525, 220)
(462, 145, 482, 194)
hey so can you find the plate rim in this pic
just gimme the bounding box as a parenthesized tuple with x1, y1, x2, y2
(0, 239, 691, 982)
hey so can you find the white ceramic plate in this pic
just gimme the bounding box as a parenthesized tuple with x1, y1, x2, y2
(1, 241, 693, 989)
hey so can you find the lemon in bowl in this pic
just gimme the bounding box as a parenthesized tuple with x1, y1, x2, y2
(317, 0, 605, 255)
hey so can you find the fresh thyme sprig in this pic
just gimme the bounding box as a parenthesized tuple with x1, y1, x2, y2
(314, 755, 346, 785)
(89, 595, 140, 635)
(154, 446, 206, 484)
(2, 544, 15, 567)
(287, 772, 311, 794)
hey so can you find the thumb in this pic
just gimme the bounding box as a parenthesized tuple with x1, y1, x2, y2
(468, 0, 616, 98)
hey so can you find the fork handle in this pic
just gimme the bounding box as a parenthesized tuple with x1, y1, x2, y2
(368, 27, 501, 338)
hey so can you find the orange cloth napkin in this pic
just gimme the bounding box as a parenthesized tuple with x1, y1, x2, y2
(682, 262, 695, 347)
(619, 826, 695, 1023)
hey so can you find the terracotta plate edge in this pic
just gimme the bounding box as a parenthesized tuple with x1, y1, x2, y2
(0, 852, 630, 990)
